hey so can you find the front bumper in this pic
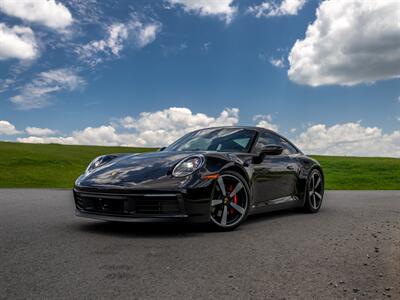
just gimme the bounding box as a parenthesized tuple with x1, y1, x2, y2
(73, 185, 213, 223)
(76, 210, 189, 222)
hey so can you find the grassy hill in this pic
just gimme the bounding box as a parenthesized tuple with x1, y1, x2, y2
(312, 155, 399, 190)
(0, 142, 154, 188)
(0, 141, 398, 189)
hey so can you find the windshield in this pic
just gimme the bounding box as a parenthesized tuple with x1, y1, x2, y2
(166, 128, 257, 153)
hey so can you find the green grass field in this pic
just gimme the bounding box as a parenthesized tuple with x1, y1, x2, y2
(312, 155, 399, 190)
(0, 142, 154, 188)
(0, 141, 398, 189)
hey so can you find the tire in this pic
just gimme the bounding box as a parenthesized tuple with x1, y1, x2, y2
(302, 168, 324, 213)
(209, 171, 250, 231)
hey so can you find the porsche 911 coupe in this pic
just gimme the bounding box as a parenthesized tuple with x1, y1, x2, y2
(74, 126, 324, 230)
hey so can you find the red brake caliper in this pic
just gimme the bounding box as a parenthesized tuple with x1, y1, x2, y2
(232, 194, 238, 214)
(229, 185, 238, 215)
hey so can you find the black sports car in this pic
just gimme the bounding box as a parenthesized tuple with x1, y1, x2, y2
(74, 126, 324, 230)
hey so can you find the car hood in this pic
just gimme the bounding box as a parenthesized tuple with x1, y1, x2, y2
(76, 151, 200, 189)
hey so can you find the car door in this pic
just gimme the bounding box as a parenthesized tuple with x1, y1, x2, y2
(252, 131, 298, 205)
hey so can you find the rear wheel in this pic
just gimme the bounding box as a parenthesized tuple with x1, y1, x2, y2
(303, 169, 324, 213)
(209, 171, 250, 230)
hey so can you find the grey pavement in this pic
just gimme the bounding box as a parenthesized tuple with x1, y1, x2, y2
(1, 189, 399, 299)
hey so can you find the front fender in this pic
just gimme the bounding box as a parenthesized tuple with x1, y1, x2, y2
(202, 153, 251, 181)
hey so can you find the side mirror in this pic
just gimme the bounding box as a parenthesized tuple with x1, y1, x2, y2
(253, 144, 283, 164)
(261, 144, 283, 156)
(159, 146, 166, 152)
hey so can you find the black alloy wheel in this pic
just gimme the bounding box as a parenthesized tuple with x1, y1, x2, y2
(304, 169, 324, 213)
(210, 171, 250, 230)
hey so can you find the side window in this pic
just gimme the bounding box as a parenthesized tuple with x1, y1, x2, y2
(254, 132, 280, 152)
(279, 138, 298, 155)
(254, 131, 298, 155)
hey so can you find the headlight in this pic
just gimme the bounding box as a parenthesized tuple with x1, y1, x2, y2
(85, 155, 112, 175)
(172, 155, 205, 177)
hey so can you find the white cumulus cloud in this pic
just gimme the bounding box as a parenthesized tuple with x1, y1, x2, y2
(253, 114, 279, 132)
(0, 0, 73, 30)
(25, 127, 56, 136)
(18, 126, 120, 145)
(119, 107, 240, 146)
(167, 0, 237, 23)
(0, 23, 38, 60)
(76, 18, 161, 66)
(10, 68, 85, 109)
(294, 122, 400, 158)
(12, 112, 400, 158)
(0, 120, 21, 135)
(269, 57, 285, 68)
(18, 107, 240, 147)
(135, 21, 160, 48)
(248, 0, 306, 17)
(288, 0, 400, 86)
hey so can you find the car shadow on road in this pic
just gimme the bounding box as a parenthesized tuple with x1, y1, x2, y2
(245, 208, 300, 225)
(75, 220, 209, 238)
(74, 208, 306, 238)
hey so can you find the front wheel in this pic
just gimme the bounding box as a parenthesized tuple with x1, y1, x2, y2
(209, 171, 250, 231)
(303, 169, 324, 213)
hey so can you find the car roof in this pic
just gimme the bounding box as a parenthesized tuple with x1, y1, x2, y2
(196, 126, 273, 133)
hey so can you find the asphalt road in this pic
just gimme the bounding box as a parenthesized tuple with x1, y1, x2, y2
(1, 190, 399, 299)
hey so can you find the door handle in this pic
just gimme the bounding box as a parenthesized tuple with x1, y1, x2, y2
(287, 165, 295, 170)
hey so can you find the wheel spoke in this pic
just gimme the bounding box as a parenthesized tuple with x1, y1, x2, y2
(221, 206, 228, 225)
(309, 190, 314, 197)
(229, 182, 243, 197)
(217, 177, 227, 197)
(314, 192, 322, 200)
(312, 194, 317, 208)
(230, 202, 245, 215)
(315, 176, 321, 189)
(211, 199, 223, 206)
(311, 174, 315, 189)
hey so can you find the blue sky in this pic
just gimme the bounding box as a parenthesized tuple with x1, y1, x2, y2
(0, 0, 399, 156)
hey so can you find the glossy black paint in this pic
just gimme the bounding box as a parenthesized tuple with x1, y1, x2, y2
(74, 126, 323, 223)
